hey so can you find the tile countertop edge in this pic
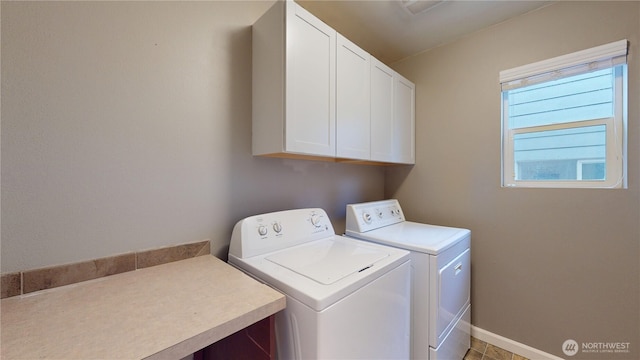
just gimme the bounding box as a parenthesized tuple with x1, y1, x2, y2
(1, 255, 286, 360)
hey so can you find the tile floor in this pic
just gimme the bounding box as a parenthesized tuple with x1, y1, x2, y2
(464, 337, 529, 360)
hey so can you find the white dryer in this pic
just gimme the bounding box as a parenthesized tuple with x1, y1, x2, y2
(345, 199, 471, 360)
(228, 208, 411, 360)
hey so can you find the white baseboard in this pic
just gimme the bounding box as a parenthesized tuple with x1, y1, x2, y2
(470, 325, 564, 360)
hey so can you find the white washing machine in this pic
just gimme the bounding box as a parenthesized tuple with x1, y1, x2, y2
(345, 199, 471, 360)
(228, 208, 411, 360)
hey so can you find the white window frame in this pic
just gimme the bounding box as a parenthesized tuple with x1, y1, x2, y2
(500, 40, 628, 189)
(577, 159, 606, 180)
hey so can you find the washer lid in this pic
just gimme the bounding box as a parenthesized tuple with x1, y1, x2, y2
(266, 238, 389, 285)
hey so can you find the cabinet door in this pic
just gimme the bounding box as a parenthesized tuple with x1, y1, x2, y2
(285, 2, 336, 157)
(370, 58, 395, 162)
(394, 74, 415, 164)
(336, 34, 370, 160)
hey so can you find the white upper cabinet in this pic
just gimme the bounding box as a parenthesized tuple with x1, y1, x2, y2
(371, 58, 395, 163)
(252, 0, 414, 165)
(394, 74, 416, 164)
(285, 3, 336, 157)
(253, 1, 336, 158)
(336, 34, 371, 161)
(371, 59, 416, 164)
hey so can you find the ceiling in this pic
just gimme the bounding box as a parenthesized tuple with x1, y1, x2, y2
(297, 0, 552, 64)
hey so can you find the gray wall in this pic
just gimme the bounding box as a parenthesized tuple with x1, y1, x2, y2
(1, 1, 385, 273)
(388, 1, 639, 359)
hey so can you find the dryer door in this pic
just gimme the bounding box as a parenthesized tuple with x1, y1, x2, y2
(433, 247, 471, 346)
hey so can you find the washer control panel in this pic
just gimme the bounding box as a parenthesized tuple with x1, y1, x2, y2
(346, 199, 405, 233)
(229, 208, 334, 258)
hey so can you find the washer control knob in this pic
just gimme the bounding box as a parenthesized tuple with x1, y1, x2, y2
(258, 225, 268, 236)
(273, 222, 282, 233)
(363, 212, 372, 224)
(310, 214, 322, 227)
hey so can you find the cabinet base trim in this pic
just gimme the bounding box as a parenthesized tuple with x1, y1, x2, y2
(255, 153, 414, 166)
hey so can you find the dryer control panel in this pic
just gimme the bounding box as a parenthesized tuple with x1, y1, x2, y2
(346, 199, 405, 233)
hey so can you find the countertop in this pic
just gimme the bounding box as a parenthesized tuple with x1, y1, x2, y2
(1, 255, 286, 359)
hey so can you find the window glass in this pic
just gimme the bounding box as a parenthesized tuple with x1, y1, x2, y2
(507, 68, 614, 129)
(513, 124, 606, 181)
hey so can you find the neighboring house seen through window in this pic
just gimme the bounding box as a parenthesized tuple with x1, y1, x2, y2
(500, 40, 628, 188)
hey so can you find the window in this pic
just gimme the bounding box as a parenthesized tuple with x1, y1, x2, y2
(500, 40, 628, 188)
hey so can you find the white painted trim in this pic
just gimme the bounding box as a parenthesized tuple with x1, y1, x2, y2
(499, 39, 627, 83)
(471, 325, 565, 360)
